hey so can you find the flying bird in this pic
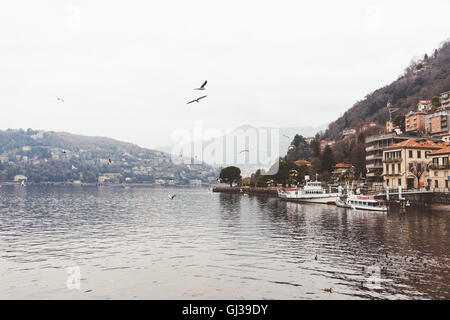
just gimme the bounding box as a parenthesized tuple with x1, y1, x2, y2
(72, 165, 77, 170)
(195, 80, 207, 90)
(239, 150, 249, 154)
(282, 134, 290, 139)
(61, 150, 67, 154)
(168, 194, 176, 200)
(108, 158, 112, 164)
(56, 97, 64, 103)
(187, 95, 207, 104)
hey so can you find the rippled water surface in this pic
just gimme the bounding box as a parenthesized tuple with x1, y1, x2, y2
(0, 185, 449, 299)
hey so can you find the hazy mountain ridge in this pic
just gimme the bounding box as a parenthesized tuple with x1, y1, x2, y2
(323, 40, 450, 140)
(0, 129, 218, 184)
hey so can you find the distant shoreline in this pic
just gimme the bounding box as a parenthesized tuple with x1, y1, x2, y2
(0, 181, 217, 188)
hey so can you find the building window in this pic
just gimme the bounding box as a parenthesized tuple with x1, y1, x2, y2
(386, 179, 390, 186)
(409, 150, 413, 158)
(417, 151, 421, 158)
(435, 180, 439, 188)
(398, 163, 401, 172)
(444, 157, 449, 166)
(446, 180, 449, 189)
(392, 164, 395, 173)
(398, 179, 401, 186)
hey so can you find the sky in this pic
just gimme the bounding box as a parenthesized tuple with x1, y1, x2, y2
(1, 0, 449, 150)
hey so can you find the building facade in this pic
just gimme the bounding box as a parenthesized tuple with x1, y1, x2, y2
(440, 91, 450, 109)
(428, 146, 450, 191)
(425, 108, 450, 135)
(365, 133, 410, 187)
(382, 139, 444, 190)
(405, 111, 427, 133)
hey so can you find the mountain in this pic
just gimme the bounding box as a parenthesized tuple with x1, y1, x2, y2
(323, 40, 450, 140)
(0, 129, 218, 185)
(156, 123, 327, 177)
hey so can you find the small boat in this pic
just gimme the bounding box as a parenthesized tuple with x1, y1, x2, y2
(278, 181, 340, 204)
(345, 194, 387, 212)
(336, 196, 351, 208)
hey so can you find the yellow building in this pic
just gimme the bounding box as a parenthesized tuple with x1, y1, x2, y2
(428, 145, 450, 191)
(382, 139, 445, 189)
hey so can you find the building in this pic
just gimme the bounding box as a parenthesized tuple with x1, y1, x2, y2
(342, 128, 356, 137)
(332, 163, 352, 175)
(306, 137, 315, 144)
(320, 140, 335, 150)
(417, 100, 432, 112)
(441, 133, 450, 142)
(13, 175, 28, 182)
(405, 111, 427, 133)
(365, 133, 410, 187)
(98, 173, 121, 184)
(382, 139, 444, 190)
(294, 159, 311, 167)
(426, 108, 450, 135)
(428, 146, 450, 191)
(440, 91, 450, 108)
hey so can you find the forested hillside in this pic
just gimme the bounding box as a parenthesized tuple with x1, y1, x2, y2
(0, 129, 218, 184)
(323, 40, 450, 140)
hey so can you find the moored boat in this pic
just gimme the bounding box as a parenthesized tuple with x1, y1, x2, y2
(278, 181, 340, 204)
(345, 194, 388, 212)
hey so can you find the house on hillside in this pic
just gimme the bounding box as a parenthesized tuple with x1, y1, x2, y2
(417, 100, 432, 113)
(294, 159, 311, 167)
(440, 91, 450, 109)
(342, 128, 356, 137)
(14, 175, 28, 182)
(425, 108, 450, 136)
(332, 163, 352, 175)
(405, 111, 427, 133)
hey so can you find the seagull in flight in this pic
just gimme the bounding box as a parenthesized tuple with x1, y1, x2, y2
(282, 134, 290, 139)
(108, 158, 112, 164)
(195, 80, 207, 91)
(239, 150, 249, 154)
(61, 150, 67, 154)
(56, 97, 64, 103)
(187, 95, 207, 104)
(168, 194, 176, 200)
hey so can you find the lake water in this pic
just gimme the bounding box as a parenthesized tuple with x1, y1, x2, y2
(0, 185, 449, 299)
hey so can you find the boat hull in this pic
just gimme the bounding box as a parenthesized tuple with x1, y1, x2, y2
(279, 195, 339, 204)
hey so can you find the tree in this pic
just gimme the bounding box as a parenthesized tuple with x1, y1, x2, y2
(219, 166, 241, 187)
(272, 161, 306, 186)
(312, 139, 321, 158)
(392, 114, 405, 132)
(431, 96, 441, 108)
(320, 145, 335, 173)
(409, 161, 428, 188)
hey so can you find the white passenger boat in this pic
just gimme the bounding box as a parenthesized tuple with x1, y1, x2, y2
(277, 181, 340, 204)
(344, 194, 388, 212)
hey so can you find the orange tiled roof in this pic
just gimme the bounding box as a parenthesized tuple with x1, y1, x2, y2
(385, 139, 444, 150)
(334, 163, 352, 168)
(429, 146, 450, 155)
(294, 159, 311, 166)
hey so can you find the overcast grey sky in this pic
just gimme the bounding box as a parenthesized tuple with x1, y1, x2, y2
(1, 0, 449, 149)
